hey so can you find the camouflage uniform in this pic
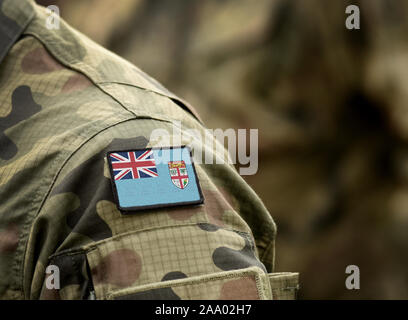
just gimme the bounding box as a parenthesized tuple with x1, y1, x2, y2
(0, 0, 298, 300)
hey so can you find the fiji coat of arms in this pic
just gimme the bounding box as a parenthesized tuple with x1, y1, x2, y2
(168, 160, 189, 189)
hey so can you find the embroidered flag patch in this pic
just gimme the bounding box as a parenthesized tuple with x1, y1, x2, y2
(107, 146, 204, 212)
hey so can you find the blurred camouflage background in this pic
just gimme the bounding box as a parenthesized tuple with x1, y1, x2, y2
(35, 0, 408, 299)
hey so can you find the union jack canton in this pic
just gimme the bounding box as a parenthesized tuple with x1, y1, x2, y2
(109, 150, 158, 180)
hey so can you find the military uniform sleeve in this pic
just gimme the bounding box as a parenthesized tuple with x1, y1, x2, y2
(31, 113, 297, 300)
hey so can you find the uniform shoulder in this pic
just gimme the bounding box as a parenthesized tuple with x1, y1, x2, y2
(21, 2, 201, 121)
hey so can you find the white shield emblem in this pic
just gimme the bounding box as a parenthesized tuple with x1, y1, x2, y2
(168, 161, 189, 189)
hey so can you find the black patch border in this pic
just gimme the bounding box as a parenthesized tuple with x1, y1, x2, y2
(107, 146, 204, 214)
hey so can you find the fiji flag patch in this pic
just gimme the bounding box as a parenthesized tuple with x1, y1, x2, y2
(107, 146, 204, 212)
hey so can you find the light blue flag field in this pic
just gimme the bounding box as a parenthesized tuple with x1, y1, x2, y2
(107, 146, 204, 212)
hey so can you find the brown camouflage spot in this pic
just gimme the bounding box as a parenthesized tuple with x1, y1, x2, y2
(165, 188, 233, 223)
(202, 189, 233, 227)
(166, 205, 202, 221)
(21, 47, 63, 74)
(61, 73, 93, 93)
(91, 249, 142, 287)
(0, 224, 19, 253)
(219, 277, 259, 300)
(40, 287, 61, 300)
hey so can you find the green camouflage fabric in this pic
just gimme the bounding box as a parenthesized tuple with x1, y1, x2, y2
(0, 0, 298, 300)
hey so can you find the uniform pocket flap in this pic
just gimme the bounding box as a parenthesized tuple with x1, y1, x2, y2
(107, 267, 273, 300)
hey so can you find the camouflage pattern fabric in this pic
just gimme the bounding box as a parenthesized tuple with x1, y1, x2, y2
(0, 0, 298, 299)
